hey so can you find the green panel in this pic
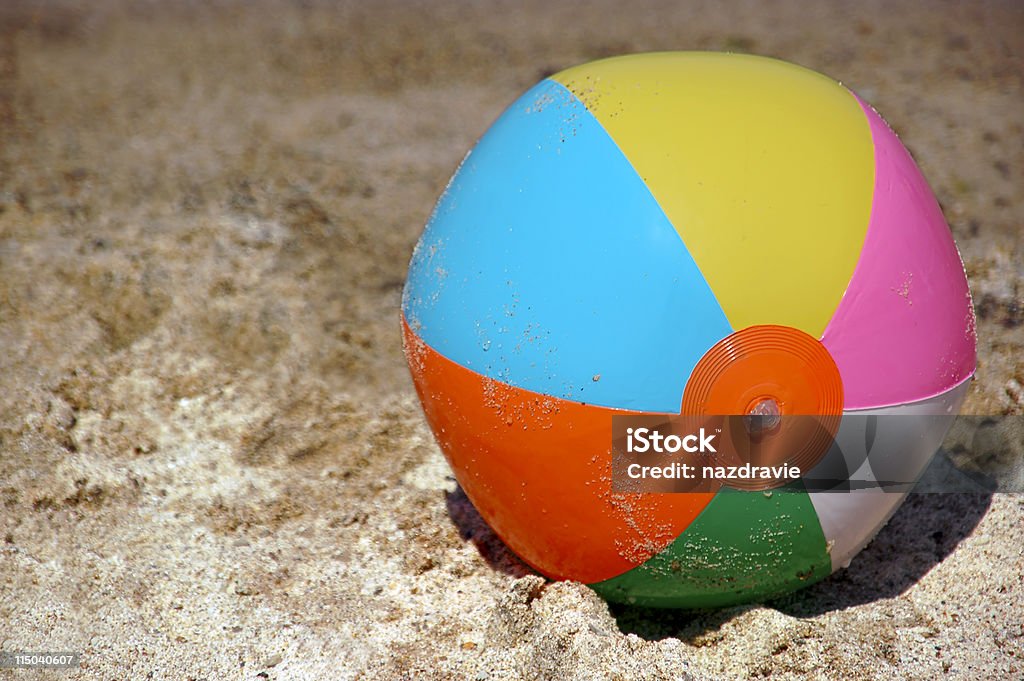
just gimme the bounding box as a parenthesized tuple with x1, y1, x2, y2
(590, 485, 831, 609)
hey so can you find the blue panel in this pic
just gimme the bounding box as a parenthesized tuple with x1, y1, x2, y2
(402, 80, 732, 413)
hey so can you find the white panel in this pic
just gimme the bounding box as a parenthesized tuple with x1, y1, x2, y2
(807, 379, 971, 572)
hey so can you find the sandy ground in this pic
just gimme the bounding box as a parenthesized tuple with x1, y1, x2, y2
(1, 1, 1022, 679)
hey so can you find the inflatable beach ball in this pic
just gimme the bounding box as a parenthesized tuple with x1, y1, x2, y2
(401, 52, 976, 608)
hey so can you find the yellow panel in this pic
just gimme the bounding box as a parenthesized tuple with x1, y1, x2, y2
(553, 52, 874, 337)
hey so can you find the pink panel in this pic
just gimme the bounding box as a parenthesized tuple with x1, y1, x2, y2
(821, 97, 976, 409)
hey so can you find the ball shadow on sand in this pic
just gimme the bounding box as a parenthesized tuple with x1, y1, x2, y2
(446, 449, 994, 643)
(445, 485, 535, 579)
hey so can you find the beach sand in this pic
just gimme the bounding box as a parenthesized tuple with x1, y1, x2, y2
(1, 1, 1022, 678)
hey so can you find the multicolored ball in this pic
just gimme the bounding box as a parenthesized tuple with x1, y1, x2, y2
(402, 52, 976, 607)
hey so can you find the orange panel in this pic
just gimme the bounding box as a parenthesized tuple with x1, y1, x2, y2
(403, 316, 716, 583)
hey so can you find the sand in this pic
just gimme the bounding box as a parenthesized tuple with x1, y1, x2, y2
(1, 1, 1022, 679)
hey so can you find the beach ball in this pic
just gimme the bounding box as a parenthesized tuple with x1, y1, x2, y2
(401, 52, 976, 608)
